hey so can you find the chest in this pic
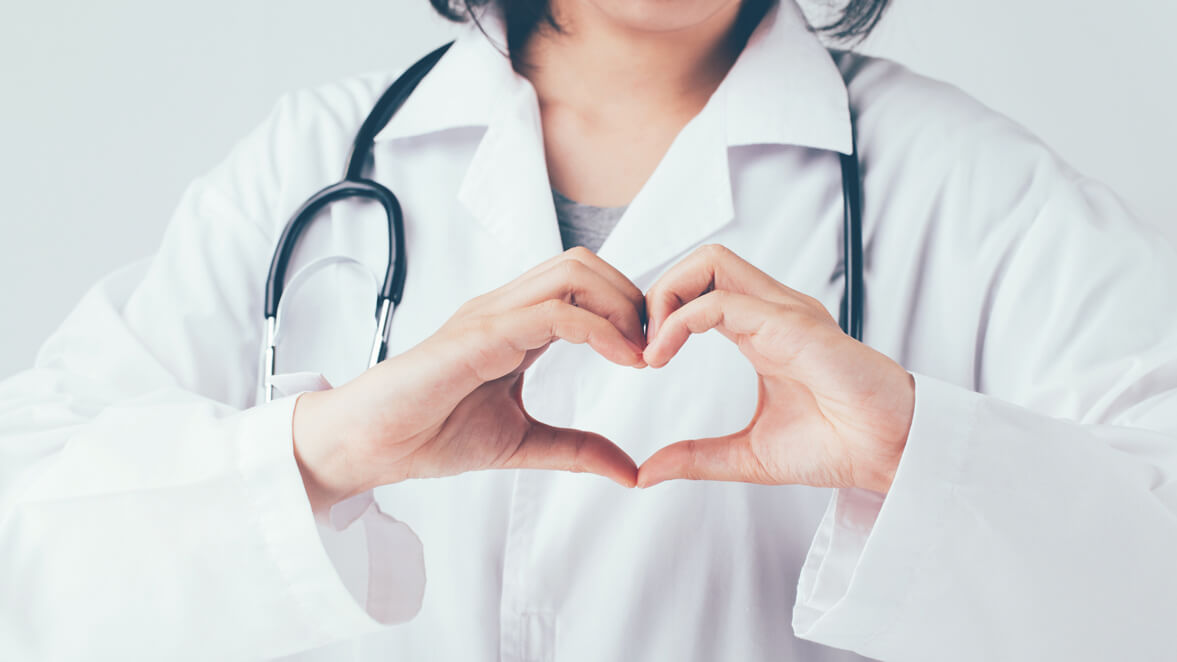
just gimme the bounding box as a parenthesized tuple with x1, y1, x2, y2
(269, 136, 853, 392)
(265, 128, 938, 662)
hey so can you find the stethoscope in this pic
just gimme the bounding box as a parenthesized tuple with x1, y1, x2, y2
(263, 41, 864, 403)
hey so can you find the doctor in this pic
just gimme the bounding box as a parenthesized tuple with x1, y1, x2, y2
(2, 0, 1177, 659)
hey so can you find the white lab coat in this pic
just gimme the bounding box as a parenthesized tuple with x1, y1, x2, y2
(2, 1, 1176, 660)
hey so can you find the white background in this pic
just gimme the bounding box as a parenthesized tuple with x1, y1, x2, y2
(1, 0, 1175, 378)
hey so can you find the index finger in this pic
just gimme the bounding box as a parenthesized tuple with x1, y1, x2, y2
(511, 247, 646, 319)
(645, 244, 815, 340)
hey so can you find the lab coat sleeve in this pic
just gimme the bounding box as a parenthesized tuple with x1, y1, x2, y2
(0, 83, 425, 661)
(791, 163, 1177, 655)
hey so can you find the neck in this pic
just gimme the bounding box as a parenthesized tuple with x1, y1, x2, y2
(514, 1, 766, 121)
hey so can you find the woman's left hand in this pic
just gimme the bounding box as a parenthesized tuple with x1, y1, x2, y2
(636, 244, 915, 494)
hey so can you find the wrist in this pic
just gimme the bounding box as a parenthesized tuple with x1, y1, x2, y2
(291, 389, 368, 515)
(855, 370, 915, 495)
(856, 458, 899, 495)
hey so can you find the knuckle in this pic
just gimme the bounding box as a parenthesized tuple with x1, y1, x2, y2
(537, 298, 568, 316)
(553, 258, 586, 284)
(569, 431, 590, 473)
(783, 298, 830, 325)
(768, 306, 825, 341)
(700, 242, 732, 260)
(453, 295, 479, 317)
(469, 314, 498, 341)
(797, 291, 823, 310)
(694, 290, 725, 313)
(776, 302, 808, 321)
(702, 289, 728, 303)
(682, 440, 701, 479)
(564, 245, 595, 261)
(446, 316, 498, 362)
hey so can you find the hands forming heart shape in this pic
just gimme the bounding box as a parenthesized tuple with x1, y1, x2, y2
(293, 244, 916, 515)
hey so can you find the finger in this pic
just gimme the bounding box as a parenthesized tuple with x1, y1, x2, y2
(492, 257, 647, 348)
(643, 290, 781, 368)
(517, 245, 644, 310)
(636, 432, 773, 488)
(445, 299, 645, 391)
(504, 422, 638, 488)
(491, 247, 646, 323)
(645, 244, 818, 340)
(499, 299, 646, 368)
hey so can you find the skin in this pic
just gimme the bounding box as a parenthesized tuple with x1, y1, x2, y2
(637, 244, 913, 493)
(293, 247, 648, 512)
(520, 0, 749, 205)
(292, 0, 915, 515)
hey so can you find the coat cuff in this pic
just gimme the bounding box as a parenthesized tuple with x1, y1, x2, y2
(236, 391, 425, 649)
(792, 372, 980, 651)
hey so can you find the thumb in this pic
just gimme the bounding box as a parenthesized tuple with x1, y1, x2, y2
(636, 432, 769, 488)
(502, 422, 638, 488)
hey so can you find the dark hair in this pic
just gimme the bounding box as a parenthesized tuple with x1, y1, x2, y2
(427, 0, 891, 54)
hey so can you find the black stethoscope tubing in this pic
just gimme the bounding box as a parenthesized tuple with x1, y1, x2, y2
(262, 42, 452, 402)
(263, 40, 864, 402)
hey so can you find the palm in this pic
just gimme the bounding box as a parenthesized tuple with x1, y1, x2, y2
(413, 346, 549, 478)
(741, 326, 911, 488)
(746, 375, 855, 488)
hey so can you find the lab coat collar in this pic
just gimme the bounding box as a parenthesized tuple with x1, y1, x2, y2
(374, 0, 852, 279)
(375, 0, 851, 153)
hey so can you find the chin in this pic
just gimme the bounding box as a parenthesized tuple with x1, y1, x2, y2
(574, 0, 744, 33)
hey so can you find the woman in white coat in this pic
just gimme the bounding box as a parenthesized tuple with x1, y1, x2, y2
(2, 0, 1176, 659)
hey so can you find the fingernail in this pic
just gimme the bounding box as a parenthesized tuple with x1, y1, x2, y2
(625, 341, 647, 367)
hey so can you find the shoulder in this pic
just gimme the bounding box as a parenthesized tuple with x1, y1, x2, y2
(829, 50, 1045, 154)
(198, 69, 406, 231)
(247, 69, 404, 170)
(827, 50, 1102, 244)
(829, 49, 1083, 186)
(825, 54, 1177, 402)
(828, 52, 1175, 337)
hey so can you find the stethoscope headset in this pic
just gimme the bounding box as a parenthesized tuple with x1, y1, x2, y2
(263, 41, 864, 403)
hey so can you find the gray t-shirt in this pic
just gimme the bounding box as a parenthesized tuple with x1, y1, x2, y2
(552, 188, 627, 253)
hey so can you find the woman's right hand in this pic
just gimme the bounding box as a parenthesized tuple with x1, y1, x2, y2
(291, 247, 648, 514)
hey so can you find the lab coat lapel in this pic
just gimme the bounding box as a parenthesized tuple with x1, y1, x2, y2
(458, 80, 566, 268)
(594, 90, 734, 282)
(372, 0, 853, 280)
(457, 63, 736, 281)
(588, 0, 856, 283)
(374, 8, 566, 270)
